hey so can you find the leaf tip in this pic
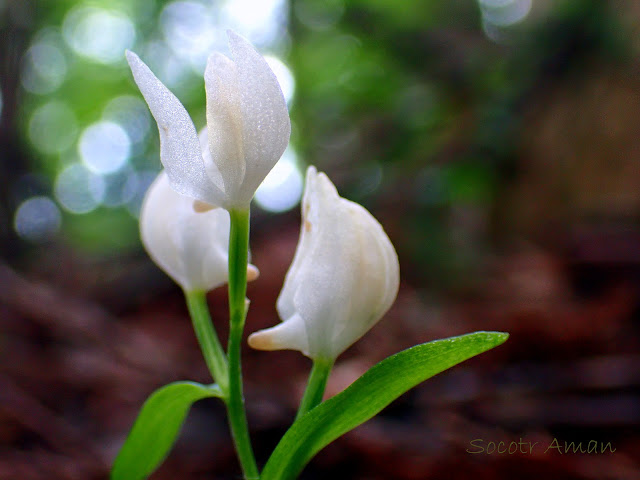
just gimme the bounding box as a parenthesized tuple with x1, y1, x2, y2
(478, 330, 509, 347)
(493, 331, 510, 344)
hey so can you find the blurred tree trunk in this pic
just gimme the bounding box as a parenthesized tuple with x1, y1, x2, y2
(0, 2, 34, 259)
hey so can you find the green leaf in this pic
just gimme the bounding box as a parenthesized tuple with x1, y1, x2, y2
(111, 381, 223, 480)
(261, 331, 508, 480)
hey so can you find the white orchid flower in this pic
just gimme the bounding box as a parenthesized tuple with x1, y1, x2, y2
(140, 171, 259, 292)
(126, 30, 291, 211)
(248, 167, 400, 360)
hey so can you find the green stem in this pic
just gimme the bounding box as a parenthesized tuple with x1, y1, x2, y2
(296, 357, 334, 420)
(226, 208, 259, 480)
(185, 290, 229, 394)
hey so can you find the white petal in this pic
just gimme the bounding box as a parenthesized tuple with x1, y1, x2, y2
(227, 30, 291, 206)
(248, 313, 310, 355)
(178, 206, 231, 290)
(204, 52, 245, 201)
(268, 166, 399, 359)
(140, 172, 190, 288)
(126, 51, 224, 206)
(290, 171, 357, 358)
(330, 201, 399, 353)
(198, 127, 226, 194)
(140, 171, 258, 292)
(275, 166, 318, 321)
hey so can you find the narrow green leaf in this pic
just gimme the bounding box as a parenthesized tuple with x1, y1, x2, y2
(261, 331, 508, 480)
(111, 381, 223, 480)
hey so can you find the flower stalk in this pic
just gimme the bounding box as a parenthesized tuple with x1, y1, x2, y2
(225, 208, 259, 479)
(296, 358, 334, 420)
(185, 290, 229, 394)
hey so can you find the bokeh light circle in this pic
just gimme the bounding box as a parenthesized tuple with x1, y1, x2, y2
(264, 55, 295, 105)
(28, 101, 77, 154)
(255, 149, 303, 213)
(79, 121, 131, 175)
(21, 42, 67, 95)
(14, 196, 62, 242)
(54, 163, 105, 214)
(63, 6, 135, 64)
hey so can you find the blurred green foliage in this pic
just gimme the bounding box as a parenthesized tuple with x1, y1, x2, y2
(289, 0, 632, 287)
(2, 0, 637, 288)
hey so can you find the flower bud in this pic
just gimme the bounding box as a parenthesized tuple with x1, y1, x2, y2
(248, 167, 399, 360)
(126, 30, 290, 210)
(140, 171, 259, 292)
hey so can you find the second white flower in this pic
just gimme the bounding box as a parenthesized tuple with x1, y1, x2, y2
(249, 166, 400, 360)
(140, 171, 258, 292)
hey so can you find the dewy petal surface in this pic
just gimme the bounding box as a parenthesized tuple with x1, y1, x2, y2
(126, 51, 224, 207)
(127, 31, 290, 210)
(198, 127, 226, 194)
(205, 52, 245, 199)
(140, 171, 258, 292)
(249, 167, 400, 360)
(204, 31, 291, 208)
